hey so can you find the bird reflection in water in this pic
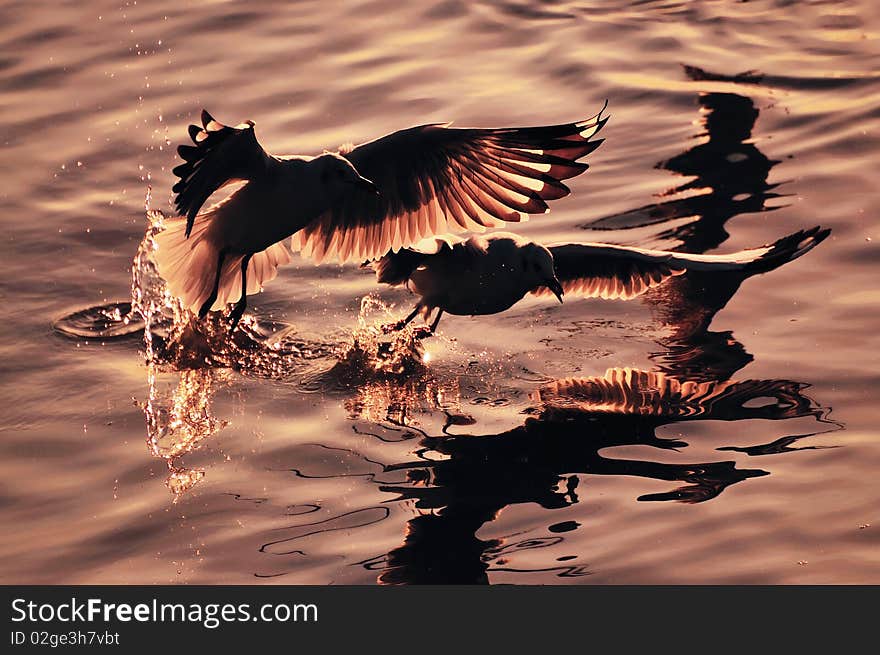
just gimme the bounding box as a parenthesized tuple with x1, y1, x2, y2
(645, 264, 764, 382)
(367, 367, 830, 585)
(654, 91, 777, 253)
(582, 71, 800, 382)
(585, 68, 781, 255)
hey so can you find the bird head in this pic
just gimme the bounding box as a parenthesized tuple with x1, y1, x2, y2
(315, 152, 379, 196)
(521, 242, 564, 303)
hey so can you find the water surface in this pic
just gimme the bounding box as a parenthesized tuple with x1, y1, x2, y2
(1, 0, 879, 584)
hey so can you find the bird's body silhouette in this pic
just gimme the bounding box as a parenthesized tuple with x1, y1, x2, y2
(154, 106, 609, 327)
(373, 227, 830, 334)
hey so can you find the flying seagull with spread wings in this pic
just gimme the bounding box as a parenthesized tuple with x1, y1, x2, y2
(153, 105, 609, 328)
(372, 226, 830, 335)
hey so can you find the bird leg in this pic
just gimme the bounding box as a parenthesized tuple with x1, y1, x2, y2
(381, 305, 421, 334)
(430, 309, 444, 332)
(228, 254, 252, 330)
(198, 249, 228, 318)
(413, 309, 443, 339)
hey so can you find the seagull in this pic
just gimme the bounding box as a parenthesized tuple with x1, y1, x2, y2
(153, 105, 609, 328)
(372, 226, 830, 335)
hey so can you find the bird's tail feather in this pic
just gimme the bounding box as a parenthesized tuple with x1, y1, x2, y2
(667, 226, 830, 273)
(153, 215, 291, 313)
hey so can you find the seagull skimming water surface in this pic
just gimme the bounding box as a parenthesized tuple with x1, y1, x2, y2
(372, 227, 830, 335)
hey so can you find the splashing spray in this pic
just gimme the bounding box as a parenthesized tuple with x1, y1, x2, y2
(130, 209, 199, 491)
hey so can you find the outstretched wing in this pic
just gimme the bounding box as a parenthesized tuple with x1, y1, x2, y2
(293, 102, 609, 263)
(539, 226, 831, 300)
(537, 242, 688, 301)
(172, 110, 271, 237)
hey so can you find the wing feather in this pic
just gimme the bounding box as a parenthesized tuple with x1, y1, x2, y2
(534, 242, 687, 301)
(293, 102, 608, 263)
(172, 110, 271, 237)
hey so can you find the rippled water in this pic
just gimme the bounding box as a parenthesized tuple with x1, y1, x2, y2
(2, 0, 879, 584)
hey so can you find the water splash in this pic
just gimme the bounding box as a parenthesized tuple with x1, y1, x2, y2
(144, 368, 230, 499)
(344, 376, 464, 427)
(57, 214, 464, 497)
(336, 295, 429, 377)
(130, 209, 185, 364)
(63, 217, 438, 379)
(129, 209, 201, 496)
(53, 302, 144, 339)
(125, 210, 336, 374)
(53, 210, 175, 341)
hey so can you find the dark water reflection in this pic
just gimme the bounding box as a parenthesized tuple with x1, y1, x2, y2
(586, 68, 783, 255)
(373, 370, 826, 585)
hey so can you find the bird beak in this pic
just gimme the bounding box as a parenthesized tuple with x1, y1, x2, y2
(546, 277, 564, 304)
(353, 175, 380, 196)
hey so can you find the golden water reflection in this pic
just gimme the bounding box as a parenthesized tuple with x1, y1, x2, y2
(143, 366, 229, 498)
